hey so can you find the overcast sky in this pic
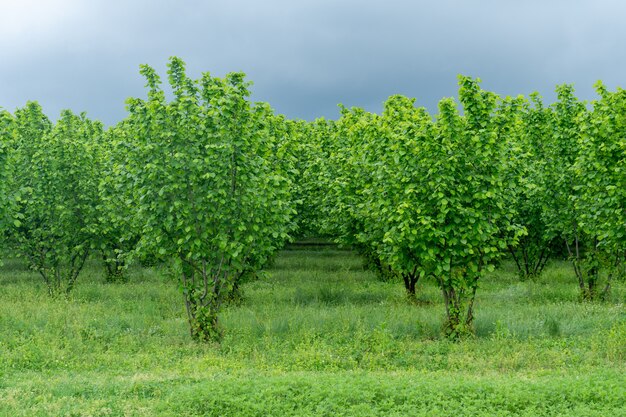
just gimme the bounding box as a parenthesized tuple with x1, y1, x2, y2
(1, 0, 625, 125)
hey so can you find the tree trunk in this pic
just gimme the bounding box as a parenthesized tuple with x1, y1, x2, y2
(439, 272, 478, 340)
(402, 266, 419, 297)
(186, 300, 221, 342)
(180, 261, 225, 342)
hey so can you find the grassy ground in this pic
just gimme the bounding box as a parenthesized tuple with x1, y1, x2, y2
(0, 248, 624, 416)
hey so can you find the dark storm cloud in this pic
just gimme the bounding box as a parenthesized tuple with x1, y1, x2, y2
(2, 0, 626, 125)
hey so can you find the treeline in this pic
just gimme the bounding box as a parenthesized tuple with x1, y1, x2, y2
(1, 58, 624, 340)
(297, 80, 626, 338)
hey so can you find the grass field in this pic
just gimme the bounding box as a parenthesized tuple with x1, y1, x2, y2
(0, 247, 624, 416)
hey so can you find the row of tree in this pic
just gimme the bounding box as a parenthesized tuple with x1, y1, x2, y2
(293, 78, 625, 337)
(1, 59, 624, 340)
(0, 58, 294, 341)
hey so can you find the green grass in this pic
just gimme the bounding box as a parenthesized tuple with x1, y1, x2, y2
(0, 249, 624, 416)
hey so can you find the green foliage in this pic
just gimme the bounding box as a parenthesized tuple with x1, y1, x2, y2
(356, 95, 430, 295)
(0, 109, 15, 251)
(541, 85, 609, 300)
(542, 85, 587, 244)
(309, 104, 407, 294)
(5, 103, 101, 295)
(281, 118, 335, 237)
(322, 106, 377, 247)
(576, 82, 626, 297)
(93, 124, 142, 283)
(502, 94, 557, 280)
(121, 57, 294, 341)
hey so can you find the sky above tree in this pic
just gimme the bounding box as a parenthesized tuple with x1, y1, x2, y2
(2, 0, 625, 125)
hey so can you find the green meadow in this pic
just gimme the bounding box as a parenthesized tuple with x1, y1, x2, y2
(1, 247, 624, 416)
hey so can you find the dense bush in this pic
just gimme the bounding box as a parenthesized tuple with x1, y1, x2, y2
(119, 57, 294, 341)
(4, 104, 101, 295)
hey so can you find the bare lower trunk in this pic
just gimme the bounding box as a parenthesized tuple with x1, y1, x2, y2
(438, 271, 479, 340)
(26, 248, 89, 296)
(402, 265, 419, 297)
(180, 256, 229, 342)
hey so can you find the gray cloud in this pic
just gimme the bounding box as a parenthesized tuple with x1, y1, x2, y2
(2, 0, 626, 125)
